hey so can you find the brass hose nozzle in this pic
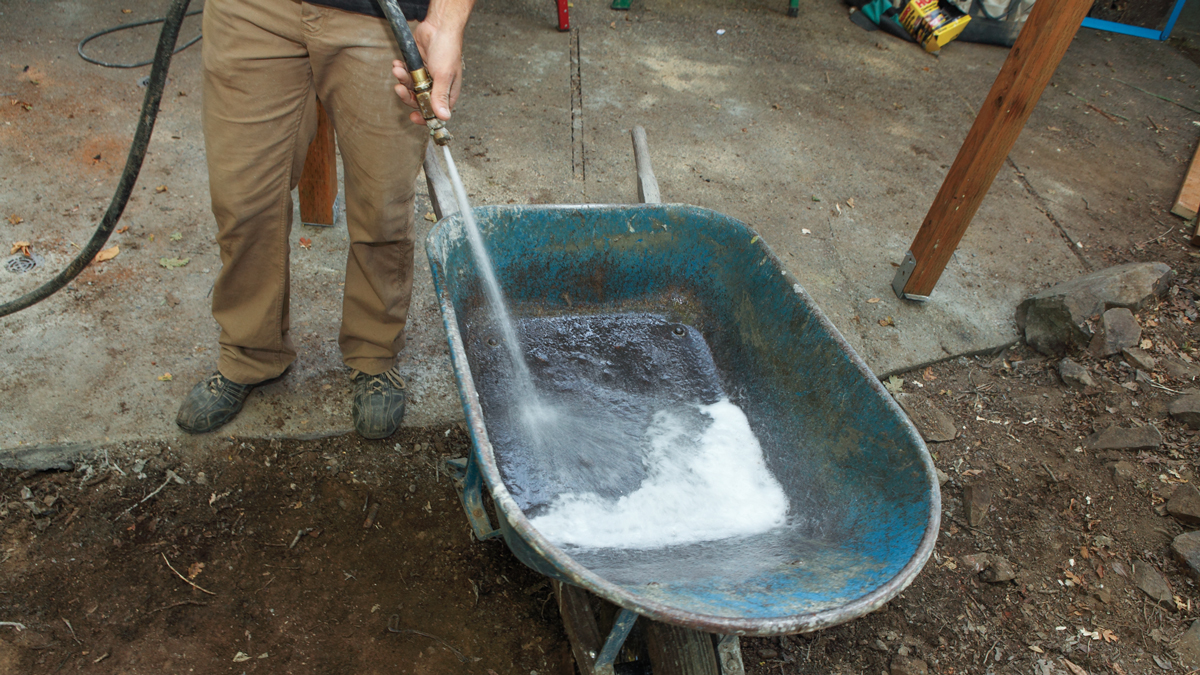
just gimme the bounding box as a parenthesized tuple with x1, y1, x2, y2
(409, 68, 452, 146)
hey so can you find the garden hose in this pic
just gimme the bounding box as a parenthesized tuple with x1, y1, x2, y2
(0, 0, 192, 317)
(77, 9, 203, 69)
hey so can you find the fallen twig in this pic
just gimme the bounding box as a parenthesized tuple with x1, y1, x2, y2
(289, 528, 313, 549)
(0, 621, 26, 631)
(1113, 78, 1200, 115)
(1146, 380, 1184, 395)
(161, 553, 216, 596)
(1041, 461, 1059, 483)
(1136, 221, 1177, 247)
(114, 470, 181, 521)
(387, 614, 473, 663)
(62, 618, 81, 645)
(148, 600, 207, 615)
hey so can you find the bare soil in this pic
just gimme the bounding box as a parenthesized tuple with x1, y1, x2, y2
(0, 429, 573, 675)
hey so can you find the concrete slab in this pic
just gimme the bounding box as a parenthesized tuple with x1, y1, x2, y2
(2, 0, 1198, 452)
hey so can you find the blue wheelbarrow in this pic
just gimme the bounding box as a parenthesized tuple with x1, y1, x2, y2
(421, 129, 940, 674)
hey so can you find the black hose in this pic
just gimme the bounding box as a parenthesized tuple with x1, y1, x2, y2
(376, 0, 425, 73)
(0, 0, 192, 318)
(77, 9, 202, 69)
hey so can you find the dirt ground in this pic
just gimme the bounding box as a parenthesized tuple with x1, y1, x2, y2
(0, 429, 574, 675)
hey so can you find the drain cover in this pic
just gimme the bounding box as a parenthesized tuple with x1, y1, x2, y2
(5, 254, 43, 274)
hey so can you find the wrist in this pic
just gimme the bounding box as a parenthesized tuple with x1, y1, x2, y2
(422, 0, 474, 33)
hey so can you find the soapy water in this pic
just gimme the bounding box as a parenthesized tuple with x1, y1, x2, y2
(528, 397, 790, 550)
(467, 313, 791, 552)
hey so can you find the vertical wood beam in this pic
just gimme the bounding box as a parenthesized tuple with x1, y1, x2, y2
(894, 0, 1094, 300)
(299, 100, 338, 227)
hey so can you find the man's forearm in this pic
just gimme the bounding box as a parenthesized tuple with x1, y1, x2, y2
(423, 0, 475, 32)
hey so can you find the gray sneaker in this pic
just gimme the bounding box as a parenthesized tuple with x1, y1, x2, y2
(176, 372, 255, 434)
(352, 366, 407, 439)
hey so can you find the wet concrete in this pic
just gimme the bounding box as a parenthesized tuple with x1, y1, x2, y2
(2, 0, 1198, 454)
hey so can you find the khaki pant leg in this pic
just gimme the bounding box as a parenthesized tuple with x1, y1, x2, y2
(202, 0, 318, 384)
(303, 4, 429, 376)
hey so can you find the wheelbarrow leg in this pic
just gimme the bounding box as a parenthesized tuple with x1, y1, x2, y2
(443, 455, 501, 541)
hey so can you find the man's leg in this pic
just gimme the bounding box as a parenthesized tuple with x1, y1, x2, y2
(204, 0, 318, 384)
(305, 4, 428, 437)
(179, 0, 317, 433)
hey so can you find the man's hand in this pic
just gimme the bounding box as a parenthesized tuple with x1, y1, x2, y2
(392, 0, 475, 126)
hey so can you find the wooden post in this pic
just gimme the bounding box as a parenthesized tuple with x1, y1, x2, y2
(893, 0, 1094, 300)
(1172, 142, 1200, 220)
(299, 100, 339, 227)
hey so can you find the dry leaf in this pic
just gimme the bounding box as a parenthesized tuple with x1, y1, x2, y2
(878, 316, 895, 327)
(7, 214, 23, 225)
(801, 228, 812, 235)
(1061, 658, 1088, 675)
(1101, 629, 1118, 643)
(156, 185, 168, 193)
(94, 245, 119, 263)
(1140, 339, 1153, 350)
(1028, 645, 1044, 654)
(299, 237, 312, 250)
(962, 469, 984, 477)
(846, 197, 856, 208)
(187, 562, 205, 579)
(122, 7, 132, 12)
(10, 241, 31, 257)
(158, 257, 189, 269)
(423, 212, 437, 222)
(867, 297, 881, 303)
(116, 225, 130, 234)
(922, 366, 937, 381)
(157, 373, 173, 381)
(233, 652, 251, 663)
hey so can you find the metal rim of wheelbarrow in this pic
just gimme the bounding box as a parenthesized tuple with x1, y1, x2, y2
(427, 203, 942, 637)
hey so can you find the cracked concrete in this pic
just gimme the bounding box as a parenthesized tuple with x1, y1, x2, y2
(2, 0, 1198, 455)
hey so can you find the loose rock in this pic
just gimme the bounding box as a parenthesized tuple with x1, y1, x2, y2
(963, 484, 991, 528)
(1169, 485, 1200, 525)
(960, 553, 991, 572)
(1177, 621, 1200, 668)
(1110, 461, 1137, 481)
(1058, 358, 1096, 389)
(936, 468, 950, 487)
(1173, 531, 1200, 581)
(890, 656, 929, 675)
(981, 556, 1016, 583)
(1162, 356, 1200, 382)
(1086, 425, 1162, 451)
(1170, 393, 1200, 429)
(1089, 308, 1141, 357)
(1123, 347, 1157, 371)
(1132, 560, 1175, 607)
(893, 393, 958, 443)
(1014, 262, 1172, 356)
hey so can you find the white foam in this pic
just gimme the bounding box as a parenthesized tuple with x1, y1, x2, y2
(529, 398, 789, 549)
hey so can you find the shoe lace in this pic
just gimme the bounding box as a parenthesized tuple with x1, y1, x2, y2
(204, 374, 225, 395)
(362, 367, 405, 394)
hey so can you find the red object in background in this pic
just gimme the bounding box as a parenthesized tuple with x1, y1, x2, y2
(557, 0, 569, 31)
